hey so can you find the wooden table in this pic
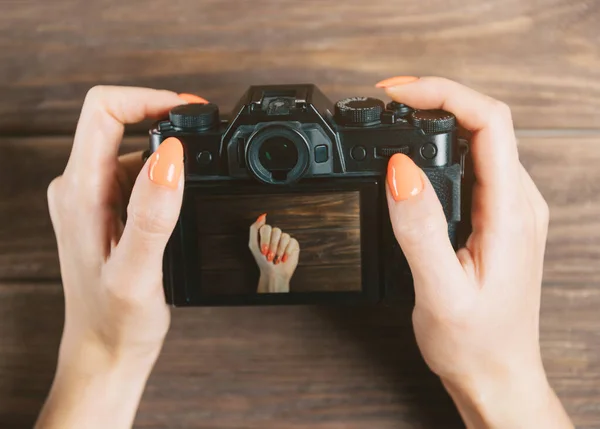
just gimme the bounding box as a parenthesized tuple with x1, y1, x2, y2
(1, 1, 599, 428)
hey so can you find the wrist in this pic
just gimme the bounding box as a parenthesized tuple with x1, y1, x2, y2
(442, 365, 573, 429)
(56, 336, 159, 380)
(36, 338, 159, 429)
(258, 271, 290, 293)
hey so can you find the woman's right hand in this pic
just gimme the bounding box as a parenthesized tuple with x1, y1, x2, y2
(375, 76, 573, 428)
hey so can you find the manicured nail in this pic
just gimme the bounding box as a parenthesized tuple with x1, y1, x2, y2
(267, 252, 274, 262)
(273, 256, 280, 264)
(261, 244, 269, 255)
(257, 213, 267, 223)
(375, 76, 419, 88)
(282, 254, 288, 263)
(387, 154, 424, 202)
(178, 93, 209, 104)
(148, 137, 183, 189)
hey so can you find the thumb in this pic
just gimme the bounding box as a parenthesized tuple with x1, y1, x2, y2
(386, 154, 467, 306)
(249, 213, 267, 252)
(113, 137, 184, 282)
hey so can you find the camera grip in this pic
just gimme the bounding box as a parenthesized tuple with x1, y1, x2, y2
(423, 164, 461, 223)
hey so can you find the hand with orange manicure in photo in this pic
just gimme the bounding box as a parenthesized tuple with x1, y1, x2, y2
(248, 214, 300, 293)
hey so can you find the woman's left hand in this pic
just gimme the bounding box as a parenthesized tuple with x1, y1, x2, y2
(36, 87, 207, 429)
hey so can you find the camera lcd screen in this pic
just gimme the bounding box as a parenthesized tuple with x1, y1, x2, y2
(193, 191, 362, 295)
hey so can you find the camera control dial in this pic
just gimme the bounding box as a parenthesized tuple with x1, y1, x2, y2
(410, 110, 456, 134)
(169, 103, 219, 130)
(334, 97, 384, 127)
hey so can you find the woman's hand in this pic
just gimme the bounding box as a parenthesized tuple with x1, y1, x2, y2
(376, 76, 573, 428)
(249, 214, 300, 293)
(36, 87, 207, 429)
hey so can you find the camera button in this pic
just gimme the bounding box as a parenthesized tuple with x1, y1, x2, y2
(197, 150, 213, 165)
(314, 145, 329, 163)
(351, 145, 367, 161)
(158, 121, 172, 131)
(420, 143, 437, 160)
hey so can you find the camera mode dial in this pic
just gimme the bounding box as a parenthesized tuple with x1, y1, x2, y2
(410, 110, 456, 134)
(169, 103, 219, 130)
(334, 97, 384, 127)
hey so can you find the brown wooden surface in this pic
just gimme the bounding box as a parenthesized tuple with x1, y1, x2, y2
(1, 1, 599, 426)
(1, 0, 600, 134)
(1, 133, 599, 427)
(1, 282, 599, 429)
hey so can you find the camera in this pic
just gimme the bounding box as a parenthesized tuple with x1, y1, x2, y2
(149, 84, 472, 306)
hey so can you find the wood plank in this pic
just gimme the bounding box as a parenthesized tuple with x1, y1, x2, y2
(0, 281, 598, 428)
(195, 192, 360, 234)
(199, 265, 363, 295)
(2, 134, 599, 286)
(1, 0, 599, 133)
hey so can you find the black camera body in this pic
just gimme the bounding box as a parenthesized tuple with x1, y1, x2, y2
(149, 84, 471, 306)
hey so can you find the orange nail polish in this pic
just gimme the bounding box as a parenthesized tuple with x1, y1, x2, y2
(257, 213, 267, 223)
(261, 244, 268, 255)
(148, 137, 183, 189)
(273, 256, 280, 264)
(267, 252, 274, 262)
(387, 154, 424, 202)
(375, 76, 419, 88)
(178, 93, 209, 104)
(282, 254, 288, 263)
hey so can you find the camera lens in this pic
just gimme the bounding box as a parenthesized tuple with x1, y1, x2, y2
(246, 125, 310, 185)
(258, 137, 299, 172)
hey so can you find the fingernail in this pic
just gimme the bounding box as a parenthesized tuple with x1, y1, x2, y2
(257, 213, 267, 223)
(387, 154, 424, 202)
(178, 93, 209, 104)
(261, 245, 269, 255)
(375, 76, 419, 88)
(148, 137, 183, 189)
(273, 256, 280, 264)
(267, 252, 274, 262)
(282, 254, 288, 263)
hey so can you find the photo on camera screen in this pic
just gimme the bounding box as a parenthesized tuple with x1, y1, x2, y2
(194, 192, 362, 295)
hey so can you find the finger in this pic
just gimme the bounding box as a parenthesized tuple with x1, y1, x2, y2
(268, 228, 282, 262)
(386, 154, 469, 306)
(274, 233, 291, 264)
(109, 137, 184, 289)
(249, 213, 267, 252)
(377, 76, 520, 232)
(177, 93, 209, 104)
(64, 86, 187, 190)
(282, 238, 299, 264)
(259, 225, 272, 256)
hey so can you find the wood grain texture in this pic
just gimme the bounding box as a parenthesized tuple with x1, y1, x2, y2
(199, 265, 362, 295)
(195, 193, 361, 234)
(0, 281, 599, 428)
(1, 0, 599, 134)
